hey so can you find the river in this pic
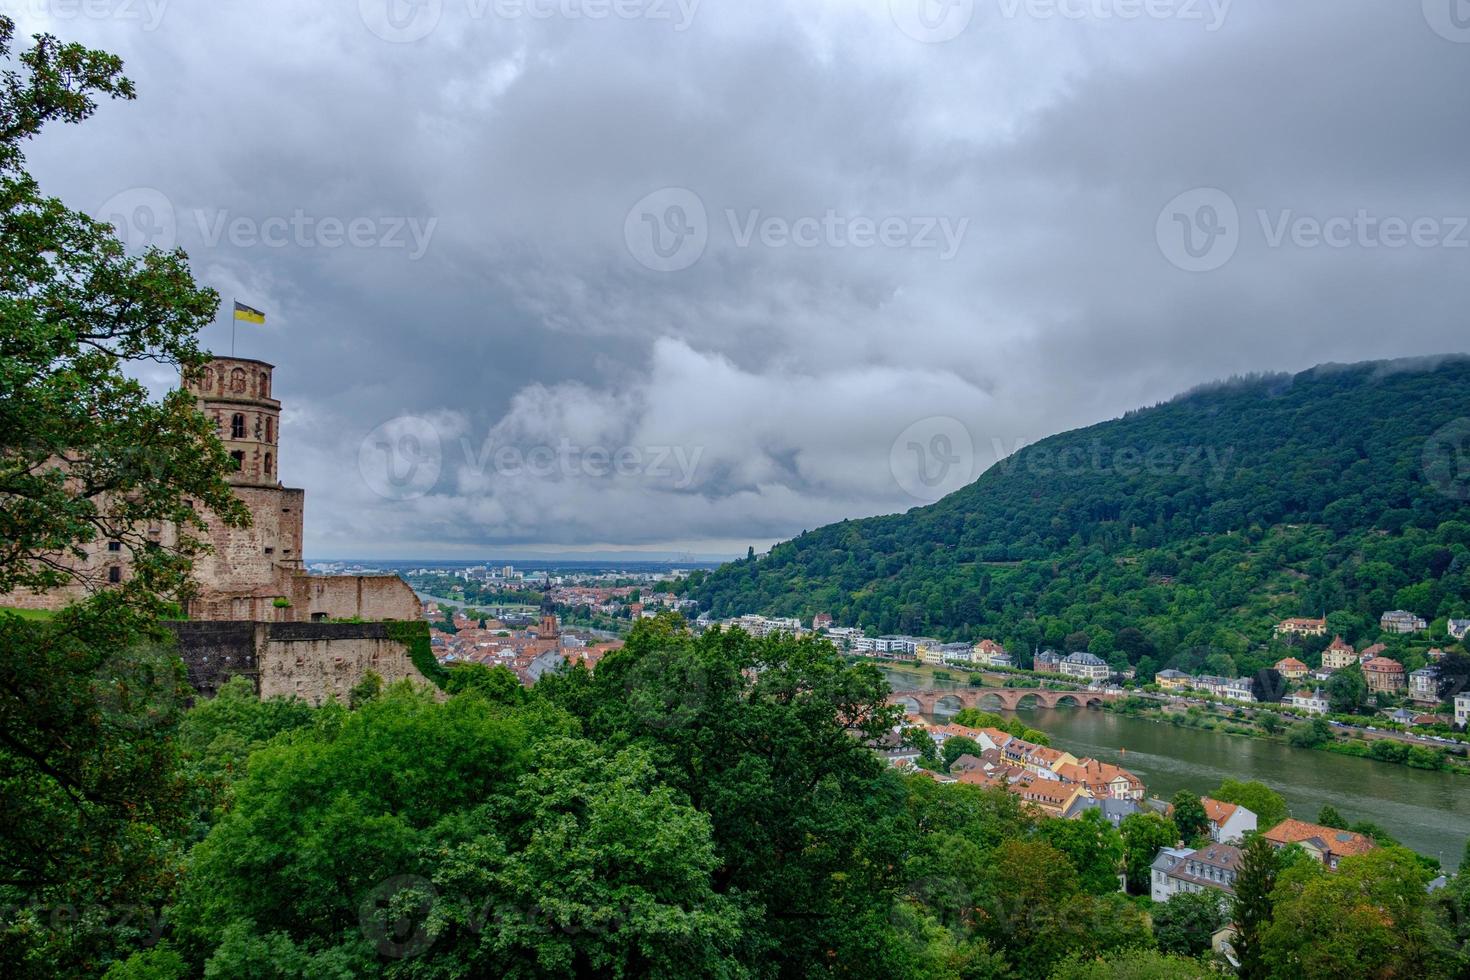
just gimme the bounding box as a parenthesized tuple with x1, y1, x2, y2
(882, 668, 1468, 871)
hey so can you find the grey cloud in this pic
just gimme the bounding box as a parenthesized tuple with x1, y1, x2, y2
(18, 0, 1470, 556)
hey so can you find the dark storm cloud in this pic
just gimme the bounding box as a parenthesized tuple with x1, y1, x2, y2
(15, 0, 1470, 557)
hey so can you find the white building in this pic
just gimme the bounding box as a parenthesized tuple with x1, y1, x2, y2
(1455, 692, 1470, 729)
(1060, 651, 1111, 682)
(1448, 619, 1470, 641)
(1285, 687, 1329, 715)
(1196, 675, 1255, 702)
(1201, 799, 1258, 843)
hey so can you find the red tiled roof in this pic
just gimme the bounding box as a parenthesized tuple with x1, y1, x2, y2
(1264, 819, 1376, 859)
(1200, 797, 1239, 825)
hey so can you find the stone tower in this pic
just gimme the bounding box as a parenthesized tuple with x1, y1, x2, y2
(184, 356, 281, 488)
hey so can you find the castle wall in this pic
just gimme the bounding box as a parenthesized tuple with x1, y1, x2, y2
(301, 574, 420, 622)
(166, 621, 260, 698)
(257, 622, 428, 704)
(166, 620, 433, 706)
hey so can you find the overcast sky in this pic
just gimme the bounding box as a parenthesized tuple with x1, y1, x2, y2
(15, 0, 1470, 559)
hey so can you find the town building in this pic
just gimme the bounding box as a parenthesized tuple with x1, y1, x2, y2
(1359, 642, 1388, 662)
(1321, 636, 1358, 670)
(1056, 758, 1145, 801)
(811, 612, 833, 630)
(1273, 657, 1308, 680)
(1155, 668, 1192, 691)
(1033, 649, 1063, 673)
(1060, 651, 1111, 682)
(1409, 666, 1441, 705)
(972, 639, 1009, 667)
(1007, 778, 1088, 819)
(1455, 692, 1470, 729)
(1449, 619, 1470, 642)
(1263, 819, 1376, 870)
(1150, 843, 1243, 904)
(1064, 796, 1142, 829)
(1273, 617, 1327, 637)
(1379, 610, 1428, 634)
(1362, 656, 1406, 694)
(1200, 798, 1257, 843)
(1285, 687, 1329, 715)
(1196, 675, 1255, 702)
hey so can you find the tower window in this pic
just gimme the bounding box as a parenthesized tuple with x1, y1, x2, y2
(231, 413, 246, 439)
(260, 374, 270, 397)
(265, 417, 274, 442)
(230, 450, 244, 470)
(107, 540, 122, 552)
(230, 368, 246, 393)
(264, 452, 272, 474)
(108, 566, 122, 583)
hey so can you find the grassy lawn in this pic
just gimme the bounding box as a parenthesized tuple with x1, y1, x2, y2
(1, 605, 55, 621)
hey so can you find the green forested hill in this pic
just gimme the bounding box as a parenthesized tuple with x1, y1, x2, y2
(683, 356, 1470, 678)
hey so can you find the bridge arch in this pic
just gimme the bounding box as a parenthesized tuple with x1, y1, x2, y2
(933, 693, 965, 715)
(893, 695, 924, 716)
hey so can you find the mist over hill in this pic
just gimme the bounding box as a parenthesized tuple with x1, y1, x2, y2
(682, 356, 1470, 675)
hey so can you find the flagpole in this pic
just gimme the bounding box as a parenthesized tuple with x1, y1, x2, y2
(231, 297, 237, 357)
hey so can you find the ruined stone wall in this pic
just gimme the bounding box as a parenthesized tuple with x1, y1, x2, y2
(257, 622, 429, 704)
(167, 621, 433, 706)
(302, 574, 420, 622)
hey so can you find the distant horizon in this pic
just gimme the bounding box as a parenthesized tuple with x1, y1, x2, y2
(307, 554, 734, 567)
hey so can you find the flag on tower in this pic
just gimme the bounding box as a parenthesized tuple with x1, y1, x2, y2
(233, 301, 266, 325)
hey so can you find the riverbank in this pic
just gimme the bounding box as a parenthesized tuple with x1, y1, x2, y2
(880, 667, 1468, 870)
(1104, 695, 1470, 776)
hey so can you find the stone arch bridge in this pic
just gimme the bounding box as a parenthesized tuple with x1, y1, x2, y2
(888, 687, 1115, 714)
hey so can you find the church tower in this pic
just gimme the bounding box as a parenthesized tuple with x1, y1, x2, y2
(539, 593, 559, 640)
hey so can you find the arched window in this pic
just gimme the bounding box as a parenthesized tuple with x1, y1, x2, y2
(202, 367, 214, 391)
(264, 452, 272, 474)
(230, 450, 244, 471)
(230, 368, 246, 392)
(260, 374, 270, 398)
(231, 413, 246, 439)
(265, 417, 274, 442)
